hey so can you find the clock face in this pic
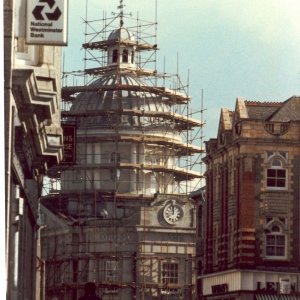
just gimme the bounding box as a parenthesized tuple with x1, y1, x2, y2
(163, 203, 183, 224)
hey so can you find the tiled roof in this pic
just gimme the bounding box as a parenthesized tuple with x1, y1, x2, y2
(268, 96, 300, 122)
(244, 101, 281, 120)
(243, 97, 300, 121)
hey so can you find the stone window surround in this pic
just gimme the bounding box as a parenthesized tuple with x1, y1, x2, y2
(265, 152, 288, 191)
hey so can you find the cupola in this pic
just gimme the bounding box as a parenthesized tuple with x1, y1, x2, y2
(107, 26, 136, 66)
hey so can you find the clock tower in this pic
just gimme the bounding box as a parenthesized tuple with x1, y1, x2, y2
(40, 1, 203, 299)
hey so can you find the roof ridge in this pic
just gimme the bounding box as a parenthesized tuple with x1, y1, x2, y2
(245, 100, 282, 106)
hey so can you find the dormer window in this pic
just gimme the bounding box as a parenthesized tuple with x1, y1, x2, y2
(264, 122, 290, 135)
(122, 49, 128, 63)
(112, 49, 118, 63)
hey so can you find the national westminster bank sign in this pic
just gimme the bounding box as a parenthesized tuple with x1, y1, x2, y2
(26, 0, 68, 45)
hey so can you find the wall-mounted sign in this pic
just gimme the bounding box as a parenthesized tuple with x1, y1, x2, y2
(26, 0, 68, 45)
(61, 125, 76, 165)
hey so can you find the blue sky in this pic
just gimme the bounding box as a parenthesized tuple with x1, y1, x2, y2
(64, 0, 300, 139)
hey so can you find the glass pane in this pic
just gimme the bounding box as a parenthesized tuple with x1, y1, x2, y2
(276, 246, 285, 256)
(277, 169, 286, 178)
(267, 179, 276, 187)
(276, 235, 285, 245)
(272, 226, 280, 232)
(266, 246, 275, 256)
(277, 179, 286, 187)
(272, 159, 282, 167)
(267, 235, 275, 245)
(267, 169, 276, 177)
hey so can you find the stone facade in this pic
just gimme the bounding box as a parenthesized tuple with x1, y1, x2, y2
(41, 193, 196, 300)
(4, 0, 63, 299)
(199, 97, 300, 299)
(39, 8, 201, 300)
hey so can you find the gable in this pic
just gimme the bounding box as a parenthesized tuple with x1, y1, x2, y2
(217, 108, 233, 146)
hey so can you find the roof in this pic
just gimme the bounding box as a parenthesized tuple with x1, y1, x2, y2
(67, 72, 194, 131)
(244, 101, 282, 119)
(243, 96, 300, 121)
(69, 73, 159, 127)
(268, 96, 300, 122)
(107, 27, 136, 41)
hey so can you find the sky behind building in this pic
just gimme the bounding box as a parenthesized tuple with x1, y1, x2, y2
(64, 0, 300, 139)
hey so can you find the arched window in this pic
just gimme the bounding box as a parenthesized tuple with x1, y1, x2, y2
(265, 221, 287, 259)
(112, 49, 118, 63)
(122, 49, 128, 63)
(266, 157, 287, 189)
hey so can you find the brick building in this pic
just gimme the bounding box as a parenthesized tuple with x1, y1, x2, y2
(200, 96, 300, 299)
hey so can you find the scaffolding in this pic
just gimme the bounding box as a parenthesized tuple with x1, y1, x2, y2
(40, 1, 205, 299)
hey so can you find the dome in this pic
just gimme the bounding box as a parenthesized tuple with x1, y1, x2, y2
(107, 27, 136, 42)
(70, 73, 169, 128)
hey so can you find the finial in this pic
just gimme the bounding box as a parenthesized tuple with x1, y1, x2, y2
(117, 0, 124, 27)
(112, 0, 132, 26)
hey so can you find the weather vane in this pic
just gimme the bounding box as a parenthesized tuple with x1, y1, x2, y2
(118, 0, 124, 26)
(112, 0, 132, 27)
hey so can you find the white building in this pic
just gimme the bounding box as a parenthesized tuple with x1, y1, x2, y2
(41, 4, 203, 300)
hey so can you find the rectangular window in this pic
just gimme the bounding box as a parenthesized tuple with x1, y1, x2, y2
(79, 259, 89, 283)
(213, 224, 219, 266)
(229, 158, 235, 195)
(266, 123, 274, 133)
(161, 262, 179, 294)
(267, 169, 286, 188)
(228, 218, 235, 263)
(105, 260, 118, 293)
(266, 235, 286, 257)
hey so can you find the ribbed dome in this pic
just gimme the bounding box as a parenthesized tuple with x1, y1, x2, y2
(107, 27, 136, 41)
(70, 73, 168, 128)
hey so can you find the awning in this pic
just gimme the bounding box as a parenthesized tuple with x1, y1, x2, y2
(256, 295, 300, 300)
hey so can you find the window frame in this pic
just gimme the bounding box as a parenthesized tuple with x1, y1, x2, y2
(264, 219, 287, 260)
(266, 156, 287, 190)
(104, 259, 118, 293)
(161, 261, 179, 295)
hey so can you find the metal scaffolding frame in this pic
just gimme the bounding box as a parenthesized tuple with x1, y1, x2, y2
(40, 1, 205, 299)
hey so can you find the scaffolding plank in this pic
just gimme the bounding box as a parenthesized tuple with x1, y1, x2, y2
(76, 134, 204, 154)
(62, 84, 190, 103)
(82, 39, 157, 51)
(61, 109, 203, 127)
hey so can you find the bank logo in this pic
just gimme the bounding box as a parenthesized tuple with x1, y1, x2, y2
(32, 0, 62, 21)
